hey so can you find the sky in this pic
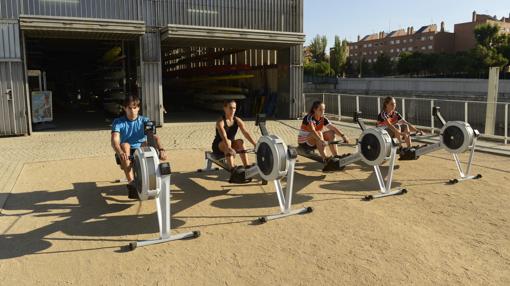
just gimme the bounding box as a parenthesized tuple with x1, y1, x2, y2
(304, 0, 510, 49)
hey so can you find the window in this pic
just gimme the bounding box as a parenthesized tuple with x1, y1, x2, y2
(428, 45, 433, 50)
(396, 40, 400, 44)
(373, 58, 377, 62)
(390, 40, 394, 44)
(409, 39, 413, 43)
(354, 60, 358, 63)
(368, 43, 372, 47)
(369, 51, 372, 55)
(368, 59, 372, 63)
(402, 47, 406, 51)
(396, 48, 400, 52)
(363, 52, 367, 55)
(390, 49, 394, 53)
(421, 36, 426, 41)
(421, 46, 426, 50)
(429, 36, 434, 40)
(363, 44, 367, 48)
(403, 39, 407, 43)
(408, 47, 413, 51)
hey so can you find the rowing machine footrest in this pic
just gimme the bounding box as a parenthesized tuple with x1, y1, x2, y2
(398, 147, 419, 161)
(229, 166, 252, 184)
(322, 157, 345, 172)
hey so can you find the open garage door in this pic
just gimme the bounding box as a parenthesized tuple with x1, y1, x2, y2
(19, 15, 145, 40)
(160, 25, 304, 121)
(19, 15, 146, 131)
(161, 25, 304, 49)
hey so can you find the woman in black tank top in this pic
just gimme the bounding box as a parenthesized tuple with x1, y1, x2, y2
(212, 99, 257, 170)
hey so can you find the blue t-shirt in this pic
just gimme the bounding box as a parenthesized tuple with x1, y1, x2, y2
(111, 116, 150, 148)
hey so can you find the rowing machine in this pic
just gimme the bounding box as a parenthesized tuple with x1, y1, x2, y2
(197, 115, 267, 184)
(398, 106, 482, 184)
(116, 121, 200, 250)
(357, 127, 407, 201)
(199, 114, 312, 222)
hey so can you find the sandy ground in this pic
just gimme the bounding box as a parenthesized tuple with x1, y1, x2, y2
(1, 148, 509, 285)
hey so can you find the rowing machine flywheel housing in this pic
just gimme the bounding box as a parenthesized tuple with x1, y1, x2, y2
(440, 121, 476, 154)
(255, 135, 289, 181)
(133, 146, 161, 201)
(359, 128, 393, 166)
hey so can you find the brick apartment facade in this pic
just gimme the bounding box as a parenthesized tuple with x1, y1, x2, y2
(346, 11, 510, 65)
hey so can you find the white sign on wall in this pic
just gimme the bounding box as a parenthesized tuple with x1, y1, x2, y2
(32, 91, 53, 123)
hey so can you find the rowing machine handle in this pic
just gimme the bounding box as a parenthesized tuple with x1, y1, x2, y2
(353, 111, 366, 131)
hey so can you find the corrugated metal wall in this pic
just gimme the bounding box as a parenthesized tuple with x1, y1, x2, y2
(0, 0, 142, 20)
(0, 62, 28, 136)
(159, 0, 303, 33)
(0, 21, 27, 136)
(0, 20, 21, 58)
(141, 32, 163, 125)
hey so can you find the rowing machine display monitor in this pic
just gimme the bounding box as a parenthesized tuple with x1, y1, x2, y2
(354, 111, 366, 131)
(399, 106, 482, 184)
(358, 128, 407, 200)
(256, 113, 268, 136)
(144, 121, 157, 153)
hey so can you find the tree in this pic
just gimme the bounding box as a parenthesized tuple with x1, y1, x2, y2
(308, 34, 328, 63)
(474, 23, 506, 49)
(304, 61, 335, 77)
(472, 23, 509, 75)
(330, 36, 349, 77)
(372, 53, 393, 76)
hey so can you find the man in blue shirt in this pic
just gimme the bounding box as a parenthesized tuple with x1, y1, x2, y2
(111, 95, 167, 197)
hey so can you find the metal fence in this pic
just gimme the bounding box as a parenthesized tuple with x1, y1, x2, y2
(303, 93, 509, 144)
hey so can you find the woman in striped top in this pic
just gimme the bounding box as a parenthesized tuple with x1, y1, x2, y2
(298, 101, 350, 162)
(377, 96, 423, 148)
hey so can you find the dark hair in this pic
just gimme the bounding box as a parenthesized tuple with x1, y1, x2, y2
(123, 95, 141, 107)
(309, 100, 324, 114)
(382, 96, 395, 110)
(223, 99, 236, 106)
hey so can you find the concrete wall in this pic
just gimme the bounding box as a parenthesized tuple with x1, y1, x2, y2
(305, 78, 510, 102)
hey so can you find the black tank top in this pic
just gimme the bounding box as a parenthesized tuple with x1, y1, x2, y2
(213, 116, 238, 144)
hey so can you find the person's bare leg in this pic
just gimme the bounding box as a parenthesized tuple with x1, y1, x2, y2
(307, 136, 328, 161)
(232, 139, 249, 167)
(323, 131, 338, 156)
(120, 143, 134, 182)
(219, 140, 235, 170)
(402, 125, 412, 147)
